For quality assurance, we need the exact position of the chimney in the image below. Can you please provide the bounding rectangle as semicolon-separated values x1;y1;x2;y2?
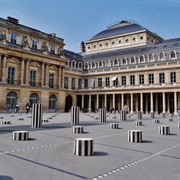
7;16;19;24
80;41;85;52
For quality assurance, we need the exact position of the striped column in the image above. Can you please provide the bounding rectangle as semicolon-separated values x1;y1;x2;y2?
120;110;127;121
128;130;142;143
1;121;11;124
137;111;143;119
72;126;84;133
71;106;80;125
158;125;170;135
108;123;119;129
13;131;29;141
166;118;173;122
73;138;94;156
31;104;42;128
150;112;155;119
99;108;106;123
152;119;160;123
134;121;143;126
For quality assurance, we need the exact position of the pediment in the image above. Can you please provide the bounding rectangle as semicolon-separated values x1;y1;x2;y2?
29;61;41;68
49;65;58;71
7;57;20;64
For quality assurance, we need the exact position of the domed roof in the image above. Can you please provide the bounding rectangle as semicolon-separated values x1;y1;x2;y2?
89;20;146;41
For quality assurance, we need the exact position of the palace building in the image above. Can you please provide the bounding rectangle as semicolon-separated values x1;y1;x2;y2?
0;17;180;114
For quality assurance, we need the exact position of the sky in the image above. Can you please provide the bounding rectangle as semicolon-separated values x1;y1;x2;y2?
0;0;180;52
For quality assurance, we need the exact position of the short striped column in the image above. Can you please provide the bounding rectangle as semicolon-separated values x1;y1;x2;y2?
73;138;94;156
71;106;80;125
31;104;42;128
42;119;49;123
152;119;160;123
134;121;143;126
72;126;84;133
158;125;170;135
120;110;127;121
1;121;11;125
17;118;24;120
150;112;155;119
137;111;143;120
128;130;142;143
166;118;173;122
162;113;165;118
99;108;106;123
108;123;119;129
13;131;29;141
178;123;180;130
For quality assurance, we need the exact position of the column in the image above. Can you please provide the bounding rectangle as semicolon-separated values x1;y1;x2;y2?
0;53;2;81
25;59;29;85
41;62;45;87
45;63;49;87
96;94;99;111
58;66;61;88
82;95;84;109
155;93;158;113
174;92;177;114
121;94;124;110
20;58;25;84
150;93;153;112
167;93;170;113
145;93;148;113
2;54;7;82
89;94;91;109
140;93;143;112
104;94;107;108
162;92;166;113
113;94;115;109
61;67;65;88
130;93;133;114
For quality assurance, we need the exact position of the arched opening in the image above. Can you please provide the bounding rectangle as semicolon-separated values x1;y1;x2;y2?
65;95;72;112
49;94;56;112
6;91;17;112
30;93;38;107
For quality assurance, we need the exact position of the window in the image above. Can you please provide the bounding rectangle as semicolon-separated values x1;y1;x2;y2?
122;58;126;65
6;91;17;110
92;62;95;68
84;79;88;88
71;78;75;89
139;55;144;63
106;60;111;67
85;63;88;69
98;78;102;87
99;44;102;47
159;73;165;84
160;53;164;60
149;74;154;84
72;61;75;68
131;57;135;64
50;44;55;54
88;46;90;50
32;39;37;49
106;43;108;46
112;41;115;45
11;32;16;44
93;45;96;48
130;75;135;85
114;59;118;66
140;36;143;40
49;73;54;88
7;67;15;84
78;79;82;89
99;61;102;68
122;76;126;86
113;77;118;86
49;94;56;110
125;39;129;43
119;40;122;44
30;93;38;107
170;72;176;83
78;62;82;69
106;77;110;87
64;77;68;89
170;51;176;59
149;54;154;62
30;70;36;86
139;75;144;85
133;37;136;41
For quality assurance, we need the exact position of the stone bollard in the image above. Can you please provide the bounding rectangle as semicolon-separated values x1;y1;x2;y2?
150;112;155;119
71;106;80;125
178;123;180;130
158;125;170;135
42;119;49;123
134;121;143;126
152;119;160;123
120;110;127;121
137;111;143;120
13;131;29;141
72;126;84;133
73;138;94;156
31;104;42;128
108;123;119;129
1;121;11;125
128;130;142;143
99;108;106;123
161;113;165;118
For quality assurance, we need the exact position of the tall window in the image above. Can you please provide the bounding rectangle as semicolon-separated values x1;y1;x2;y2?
149;74;154;84
122;76;126;86
49;94;56;110
32;38;37;49
49;73;54;88
84;79;88;88
139;75;144;84
130;75;135;85
159;73;165;84
149;54;154;62
113;77;118;86
170;51;175;59
64;77;68;89
30;93;38;107
131;57;135;64
122;58;126;65
78;79;82;89
99;61;102;68
11;32;16;44
139;55;144;63
92;62;95;68
8;67;15;84
106;77;110;87
98;78;102;87
7;91;17;110
30;70;36;86
170;72;176;83
114;59;118;66
71;78;75;89
50;44;55;54
160;53;164;61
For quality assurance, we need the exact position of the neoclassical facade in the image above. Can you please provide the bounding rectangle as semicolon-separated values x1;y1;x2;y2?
0;17;180;114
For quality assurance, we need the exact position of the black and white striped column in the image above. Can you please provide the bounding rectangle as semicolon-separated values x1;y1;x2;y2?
152;119;160;123
71;106;80;125
13;131;29;141
1;121;11;124
134;121;143;126
31;104;42;128
137;111;143;120
128;130;142;143
158;125;170;135
120;110;127;121
72;126;84;133
108;123;119;129
99;108;106;123
73;138;94;156
166;118;173;122
150;112;155;119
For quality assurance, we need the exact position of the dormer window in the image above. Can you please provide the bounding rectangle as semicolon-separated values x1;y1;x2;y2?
72;61;75;68
99;61;102;67
131;56;135;64
112;41;115;45
139;55;144;63
149;54;154;62
50;44;55;54
170;51;176;59
140;36;143;40
122;58;127;65
160;52;164;60
125;39;129;43
11;32;16;44
32;38;37;49
119;40;122;44
114;59;118;66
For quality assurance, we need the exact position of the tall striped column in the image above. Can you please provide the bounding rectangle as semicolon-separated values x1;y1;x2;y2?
120;110;127;121
31;104;42;128
71;106;80;125
99;108;106;123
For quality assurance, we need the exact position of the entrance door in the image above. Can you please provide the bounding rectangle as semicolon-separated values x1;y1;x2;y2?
65;95;72;112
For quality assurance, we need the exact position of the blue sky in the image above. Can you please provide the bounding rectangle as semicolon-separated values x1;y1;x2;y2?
0;0;180;52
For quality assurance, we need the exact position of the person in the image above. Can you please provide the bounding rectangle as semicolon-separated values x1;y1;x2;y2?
5;103;10;113
123;104;129;114
26;103;30;114
15;104;19;113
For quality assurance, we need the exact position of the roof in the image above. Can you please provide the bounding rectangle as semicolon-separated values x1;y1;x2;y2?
64;49;83;62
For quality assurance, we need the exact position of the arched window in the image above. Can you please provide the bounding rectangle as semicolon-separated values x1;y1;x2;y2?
106;60;111;67
30;93;38;107
130;56;135;64
170;51;176;59
72;61;76;68
149;54;154;62
85;63;88;69
114;59;118;66
99;61;102;68
78;62;82;69
92;61;96;68
49;94;56;111
7;91;17;110
122;57;127;65
159;52;164;60
139;55;144;63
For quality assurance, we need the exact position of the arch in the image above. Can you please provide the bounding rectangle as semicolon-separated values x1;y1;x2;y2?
139;54;145;63
148;53;154;62
65;95;72;112
98;60;103;68
122;57;127;65
84;62;88;69
78;62;82;69
71;60;76;68
130;56;136;64
170;51;176;59
6;91;17;110
92;61;96;68
159;52;165;61
106;59;111;67
114;58;119;66
29;93;38;107
49;94;56;112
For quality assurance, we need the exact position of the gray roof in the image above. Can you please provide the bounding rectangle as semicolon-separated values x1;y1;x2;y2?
64;49;83;62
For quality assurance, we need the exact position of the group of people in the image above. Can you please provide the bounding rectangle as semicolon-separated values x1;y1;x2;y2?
5;102;30;113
